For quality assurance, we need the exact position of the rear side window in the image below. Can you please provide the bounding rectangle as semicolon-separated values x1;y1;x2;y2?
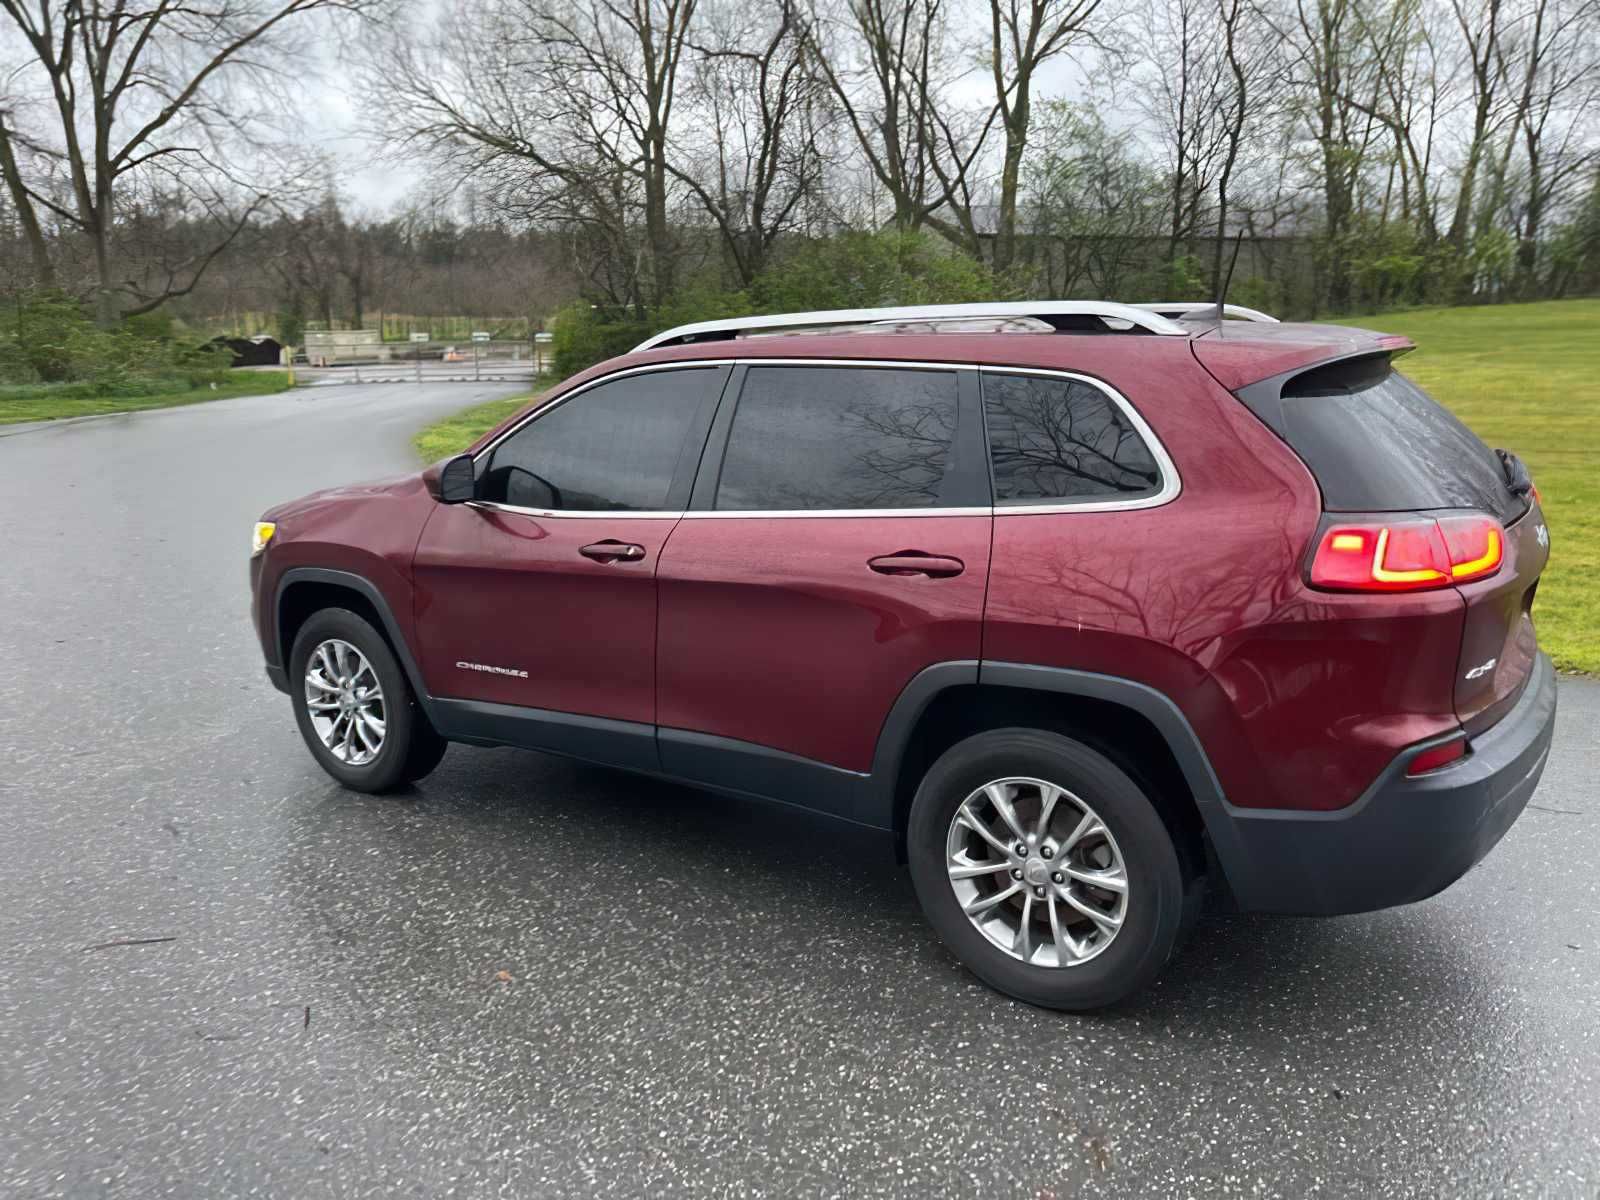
982;372;1162;504
715;366;958;510
1280;366;1520;520
480;368;713;511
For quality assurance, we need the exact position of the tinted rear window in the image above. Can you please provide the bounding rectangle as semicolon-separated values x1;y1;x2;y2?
982;372;1162;505
1281;367;1521;521
715;365;958;510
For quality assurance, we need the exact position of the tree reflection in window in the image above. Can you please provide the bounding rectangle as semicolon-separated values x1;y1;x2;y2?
716;367;958;510
985;374;1160;503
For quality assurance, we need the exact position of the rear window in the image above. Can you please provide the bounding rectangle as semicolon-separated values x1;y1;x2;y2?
715;365;958;510
1279;363;1522;521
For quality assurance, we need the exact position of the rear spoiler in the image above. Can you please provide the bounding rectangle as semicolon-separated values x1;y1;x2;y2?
1209;348;1404;441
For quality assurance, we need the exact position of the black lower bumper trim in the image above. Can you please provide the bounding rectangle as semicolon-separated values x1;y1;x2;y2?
1220;652;1558;915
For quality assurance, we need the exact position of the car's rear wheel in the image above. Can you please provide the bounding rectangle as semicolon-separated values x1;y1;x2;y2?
289;608;447;793
907;728;1185;1010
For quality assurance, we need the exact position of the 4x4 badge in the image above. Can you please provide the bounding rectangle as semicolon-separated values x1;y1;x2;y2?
1464;658;1498;681
1536;524;1549;548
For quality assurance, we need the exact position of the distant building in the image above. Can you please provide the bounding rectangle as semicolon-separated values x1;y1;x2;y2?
209;335;284;367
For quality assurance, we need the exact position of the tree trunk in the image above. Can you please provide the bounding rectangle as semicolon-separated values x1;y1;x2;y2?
644;130;674;307
91;202;117;328
0;120;54;288
994;108;1028;274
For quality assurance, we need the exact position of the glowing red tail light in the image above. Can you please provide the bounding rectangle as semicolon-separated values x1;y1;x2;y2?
1310;514;1505;593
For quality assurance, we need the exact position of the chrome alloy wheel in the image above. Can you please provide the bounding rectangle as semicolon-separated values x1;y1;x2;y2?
304;639;386;766
945;777;1130;967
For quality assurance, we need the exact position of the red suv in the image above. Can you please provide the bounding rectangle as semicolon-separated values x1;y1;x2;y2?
249;301;1557;1009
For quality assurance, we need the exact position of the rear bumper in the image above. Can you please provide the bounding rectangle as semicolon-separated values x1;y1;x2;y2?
1218;652;1557;915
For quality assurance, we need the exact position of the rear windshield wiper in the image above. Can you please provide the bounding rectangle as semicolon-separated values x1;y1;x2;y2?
1495;448;1534;496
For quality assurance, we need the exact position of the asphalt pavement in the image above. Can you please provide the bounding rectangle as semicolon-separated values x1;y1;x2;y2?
1;382;1597;1199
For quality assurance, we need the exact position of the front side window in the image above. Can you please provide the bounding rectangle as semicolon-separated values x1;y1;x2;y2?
715;366;959;510
983;372;1162;505
480;369;713;511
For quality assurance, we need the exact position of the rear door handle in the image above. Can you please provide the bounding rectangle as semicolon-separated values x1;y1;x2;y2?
868;552;965;578
580;540;646;563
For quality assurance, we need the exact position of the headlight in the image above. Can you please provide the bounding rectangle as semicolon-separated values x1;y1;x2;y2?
252;521;276;556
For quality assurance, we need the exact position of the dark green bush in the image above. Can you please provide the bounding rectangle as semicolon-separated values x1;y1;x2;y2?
0;291;225;392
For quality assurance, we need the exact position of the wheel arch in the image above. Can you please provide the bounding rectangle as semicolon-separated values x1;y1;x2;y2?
873;662;1246;891
275;568;435;719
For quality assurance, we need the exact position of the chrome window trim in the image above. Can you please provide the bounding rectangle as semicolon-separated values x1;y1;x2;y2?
979;366;1182;516
466;357;1180;521
468;501;685;521
680;507;993;520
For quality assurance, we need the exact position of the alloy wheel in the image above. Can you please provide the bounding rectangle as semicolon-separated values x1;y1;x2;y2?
945;776;1130;967
304;638;386;766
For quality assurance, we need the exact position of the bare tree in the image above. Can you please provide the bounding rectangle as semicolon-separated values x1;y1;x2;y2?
674;0;830;287
809;0;979;238
1353;0;1449;240
1265;0;1385;309
1134;0;1232;264
1497;0;1600;291
1209;0;1276;295
1445;0;1512;251
0;0;368;323
368;0;697;315
986;0;1102;273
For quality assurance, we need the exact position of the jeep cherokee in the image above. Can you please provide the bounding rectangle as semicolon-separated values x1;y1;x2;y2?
249;301;1557;1009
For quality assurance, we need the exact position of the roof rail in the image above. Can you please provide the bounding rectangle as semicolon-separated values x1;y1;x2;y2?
633;301;1191;352
1132;301;1279;323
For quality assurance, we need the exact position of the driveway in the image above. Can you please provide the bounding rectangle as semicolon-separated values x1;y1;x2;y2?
1;381;1596;1198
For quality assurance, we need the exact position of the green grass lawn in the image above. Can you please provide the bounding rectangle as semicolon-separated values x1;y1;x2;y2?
1343;300;1598;674
412;298;1598;673
413;392;542;461
0;370;294;426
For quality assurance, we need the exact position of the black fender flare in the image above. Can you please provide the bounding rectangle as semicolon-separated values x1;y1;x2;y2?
273;567;437;720
867;660;1251;891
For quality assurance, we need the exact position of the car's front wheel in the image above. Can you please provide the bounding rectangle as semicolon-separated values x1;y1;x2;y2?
289;608;447;793
907;728;1186;1010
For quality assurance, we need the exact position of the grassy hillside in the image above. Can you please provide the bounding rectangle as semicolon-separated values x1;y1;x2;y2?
1344;300;1597;674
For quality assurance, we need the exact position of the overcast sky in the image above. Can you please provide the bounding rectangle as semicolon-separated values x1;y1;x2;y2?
298;33;428;212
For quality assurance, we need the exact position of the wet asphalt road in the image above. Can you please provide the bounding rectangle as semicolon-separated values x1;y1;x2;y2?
1;383;1598;1199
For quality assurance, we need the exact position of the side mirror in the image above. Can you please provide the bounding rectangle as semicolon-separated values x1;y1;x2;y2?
438;454;477;504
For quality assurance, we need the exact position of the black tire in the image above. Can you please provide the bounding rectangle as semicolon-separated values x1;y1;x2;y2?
288;608;446;793
906;728;1186;1011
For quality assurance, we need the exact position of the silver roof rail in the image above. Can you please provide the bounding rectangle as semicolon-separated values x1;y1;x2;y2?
633;301;1191;352
1132;301;1279;323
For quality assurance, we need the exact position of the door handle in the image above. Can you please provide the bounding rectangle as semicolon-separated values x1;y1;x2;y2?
868;551;965;578
579;540;646;563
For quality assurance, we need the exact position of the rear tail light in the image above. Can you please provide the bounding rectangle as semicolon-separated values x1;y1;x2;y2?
1406;734;1469;776
1310;514;1505;592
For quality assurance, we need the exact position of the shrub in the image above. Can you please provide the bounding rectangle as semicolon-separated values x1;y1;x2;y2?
548;302;652;378
0;291;226;392
752;229;1005;312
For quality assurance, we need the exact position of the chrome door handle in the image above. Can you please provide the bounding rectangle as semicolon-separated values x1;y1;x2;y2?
579;540;646;563
867;552;965;578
